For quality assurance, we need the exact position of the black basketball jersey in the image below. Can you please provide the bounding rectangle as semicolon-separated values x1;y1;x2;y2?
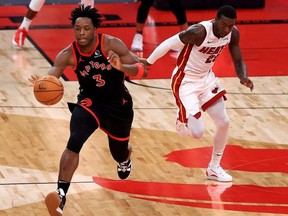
71;34;128;98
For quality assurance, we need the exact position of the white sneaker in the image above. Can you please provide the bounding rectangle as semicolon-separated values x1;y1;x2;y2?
206;165;232;182
117;159;132;180
131;33;143;51
12;28;28;48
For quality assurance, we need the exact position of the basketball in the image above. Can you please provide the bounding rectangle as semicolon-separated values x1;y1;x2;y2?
33;75;64;105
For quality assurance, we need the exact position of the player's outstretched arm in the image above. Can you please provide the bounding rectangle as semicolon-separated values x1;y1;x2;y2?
229;27;254;91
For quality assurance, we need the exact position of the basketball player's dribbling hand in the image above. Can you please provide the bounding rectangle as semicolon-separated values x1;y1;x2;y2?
28;74;41;87
240;77;254;91
107;50;122;71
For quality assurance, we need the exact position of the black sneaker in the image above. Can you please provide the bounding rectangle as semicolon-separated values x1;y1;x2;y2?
117;159;132;180
45;188;66;215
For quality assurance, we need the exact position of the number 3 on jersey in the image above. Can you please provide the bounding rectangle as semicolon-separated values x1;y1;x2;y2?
93;74;105;87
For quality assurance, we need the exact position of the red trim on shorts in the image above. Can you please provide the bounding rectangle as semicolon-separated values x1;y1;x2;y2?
79;104;101;126
194;112;202;119
79;104;130;142
172;44;193;123
172;68;186;123
202;90;227;111
101;128;130;141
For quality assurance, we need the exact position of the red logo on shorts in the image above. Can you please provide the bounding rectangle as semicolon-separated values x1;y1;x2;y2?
212;87;218;93
80;98;92;107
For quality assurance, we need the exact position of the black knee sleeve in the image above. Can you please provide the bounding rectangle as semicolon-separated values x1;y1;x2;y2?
67;105;98;153
108;137;129;162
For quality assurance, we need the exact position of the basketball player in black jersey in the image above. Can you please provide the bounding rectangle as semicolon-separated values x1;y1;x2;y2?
29;5;147;216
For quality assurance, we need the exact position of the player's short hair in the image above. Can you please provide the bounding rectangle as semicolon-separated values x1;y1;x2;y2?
70;4;102;27
217;5;237;19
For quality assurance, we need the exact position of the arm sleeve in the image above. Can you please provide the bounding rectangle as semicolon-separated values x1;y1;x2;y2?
147;34;184;64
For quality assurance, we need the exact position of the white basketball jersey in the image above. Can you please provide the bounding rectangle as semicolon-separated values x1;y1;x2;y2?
176;20;232;78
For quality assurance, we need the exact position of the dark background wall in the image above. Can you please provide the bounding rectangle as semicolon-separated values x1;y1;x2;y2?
0;0;137;6
1;0;265;8
153;0;265;10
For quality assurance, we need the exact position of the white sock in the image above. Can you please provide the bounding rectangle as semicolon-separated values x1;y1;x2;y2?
209;152;223;167
20;17;32;30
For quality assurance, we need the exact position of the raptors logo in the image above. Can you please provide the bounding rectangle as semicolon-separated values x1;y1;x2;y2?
80;98;92;107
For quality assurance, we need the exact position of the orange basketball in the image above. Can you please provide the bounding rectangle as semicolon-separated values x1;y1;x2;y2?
33;75;64;105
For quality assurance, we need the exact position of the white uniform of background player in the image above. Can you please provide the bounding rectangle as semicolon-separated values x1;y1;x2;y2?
171;20;231;135
146;8;248;182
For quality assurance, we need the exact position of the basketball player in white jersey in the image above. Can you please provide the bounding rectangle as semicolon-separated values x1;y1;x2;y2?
145;5;254;182
12;0;94;48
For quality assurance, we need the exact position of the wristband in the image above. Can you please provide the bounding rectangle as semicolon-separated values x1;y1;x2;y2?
133;63;145;78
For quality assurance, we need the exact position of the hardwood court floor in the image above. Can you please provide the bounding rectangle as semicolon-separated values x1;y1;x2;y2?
1;1;288;215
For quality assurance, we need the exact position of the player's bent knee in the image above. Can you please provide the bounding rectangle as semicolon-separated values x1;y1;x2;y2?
176;120;204;138
216;117;230;129
109;138;130;162
67;133;86;153
190;130;204;139
222;118;230;128
67;143;82;154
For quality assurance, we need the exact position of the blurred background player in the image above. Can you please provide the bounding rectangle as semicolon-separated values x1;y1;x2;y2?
12;0;94;48
131;0;188;52
145;5;254;182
